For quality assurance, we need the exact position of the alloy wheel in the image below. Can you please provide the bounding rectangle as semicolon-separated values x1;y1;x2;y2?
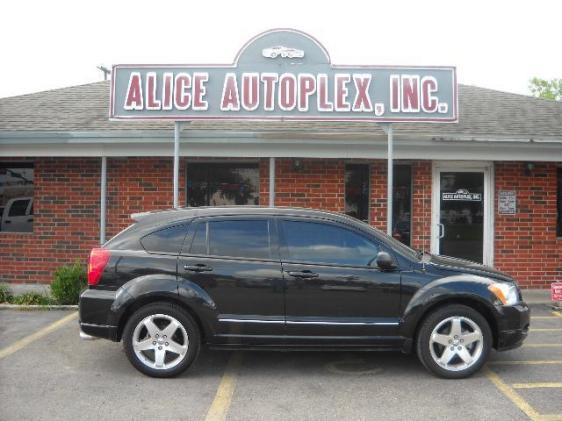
132;313;189;370
428;316;484;372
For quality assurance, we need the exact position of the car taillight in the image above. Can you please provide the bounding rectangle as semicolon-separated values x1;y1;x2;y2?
88;248;110;286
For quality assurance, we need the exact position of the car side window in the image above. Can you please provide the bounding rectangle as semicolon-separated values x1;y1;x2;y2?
8;199;30;217
140;224;188;254
190;222;207;255
188;219;271;260
280;220;379;267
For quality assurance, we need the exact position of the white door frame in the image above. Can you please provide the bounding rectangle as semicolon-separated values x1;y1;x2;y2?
431;161;494;266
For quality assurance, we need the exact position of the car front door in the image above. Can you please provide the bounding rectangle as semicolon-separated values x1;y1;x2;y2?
178;216;284;345
279;218;402;347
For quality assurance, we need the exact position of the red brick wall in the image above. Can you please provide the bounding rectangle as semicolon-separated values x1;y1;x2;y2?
411;161;432;252
263;158;345;211
0;158;100;284
2;157;559;288
494;162;561;287
106;158;185;238
369;161;387;231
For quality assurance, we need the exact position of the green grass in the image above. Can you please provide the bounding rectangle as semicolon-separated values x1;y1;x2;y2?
7;292;55;306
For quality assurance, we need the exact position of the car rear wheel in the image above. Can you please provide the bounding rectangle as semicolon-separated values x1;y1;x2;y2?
123;302;200;378
416;304;492;379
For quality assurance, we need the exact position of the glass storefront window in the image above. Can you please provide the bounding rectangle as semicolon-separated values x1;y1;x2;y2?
186;163;259;207
0;163;34;233
345;164;370;222
392;165;412;246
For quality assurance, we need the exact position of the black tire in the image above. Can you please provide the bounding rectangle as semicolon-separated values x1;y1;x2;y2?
123;302;200;378
416;304;492;379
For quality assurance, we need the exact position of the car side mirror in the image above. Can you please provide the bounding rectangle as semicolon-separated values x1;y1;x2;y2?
375;251;397;271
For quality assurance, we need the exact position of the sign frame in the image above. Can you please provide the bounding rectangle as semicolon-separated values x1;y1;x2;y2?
109;28;458;123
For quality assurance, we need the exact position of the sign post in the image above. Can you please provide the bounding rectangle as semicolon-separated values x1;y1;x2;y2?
109;28;458;229
173;122;181;208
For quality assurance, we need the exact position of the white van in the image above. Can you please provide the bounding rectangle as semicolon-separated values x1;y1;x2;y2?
1;197;33;232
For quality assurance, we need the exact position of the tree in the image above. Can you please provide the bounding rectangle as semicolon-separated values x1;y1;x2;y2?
529;77;562;101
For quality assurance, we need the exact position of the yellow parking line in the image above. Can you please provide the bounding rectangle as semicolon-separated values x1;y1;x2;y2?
553;311;562;317
0;312;78;360
512;382;562;389
532;316;561;319
484;368;541;420
205;352;243;421
522;344;562;348
538;415;562;420
489;360;562;365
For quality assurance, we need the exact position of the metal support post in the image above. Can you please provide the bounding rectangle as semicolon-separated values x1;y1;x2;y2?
173;122;181;208
100;156;107;245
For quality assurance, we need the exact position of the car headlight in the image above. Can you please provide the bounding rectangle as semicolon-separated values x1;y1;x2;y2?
488;282;519;305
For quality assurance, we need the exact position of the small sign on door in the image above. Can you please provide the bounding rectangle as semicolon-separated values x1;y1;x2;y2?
498;190;517;215
442;189;482;202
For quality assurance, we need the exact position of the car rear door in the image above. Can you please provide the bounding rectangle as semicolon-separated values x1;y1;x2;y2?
279;217;402;347
178;216;285;345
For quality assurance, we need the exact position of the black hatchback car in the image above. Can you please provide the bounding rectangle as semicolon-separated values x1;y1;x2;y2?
79;206;529;378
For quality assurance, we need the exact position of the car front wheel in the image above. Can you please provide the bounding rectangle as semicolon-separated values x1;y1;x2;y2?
123;302;200;378
416;304;492;379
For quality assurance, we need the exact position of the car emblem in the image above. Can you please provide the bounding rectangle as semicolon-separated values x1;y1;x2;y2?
262;46;305;59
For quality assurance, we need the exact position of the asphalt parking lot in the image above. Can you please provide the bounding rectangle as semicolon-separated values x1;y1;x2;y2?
1;304;561;421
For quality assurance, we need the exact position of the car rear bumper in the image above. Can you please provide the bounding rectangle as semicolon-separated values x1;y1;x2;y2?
80;322;118;341
79;288;120;341
495;302;530;351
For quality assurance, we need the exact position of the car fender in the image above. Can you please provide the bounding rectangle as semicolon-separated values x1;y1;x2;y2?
399;274;499;340
107;274;217;339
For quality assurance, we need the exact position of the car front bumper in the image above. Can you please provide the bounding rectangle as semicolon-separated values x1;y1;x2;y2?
495;302;530;351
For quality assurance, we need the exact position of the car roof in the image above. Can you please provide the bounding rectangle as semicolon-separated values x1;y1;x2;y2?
132;205;360;226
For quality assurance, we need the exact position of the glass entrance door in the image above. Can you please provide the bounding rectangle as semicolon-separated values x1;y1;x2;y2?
438;171;485;262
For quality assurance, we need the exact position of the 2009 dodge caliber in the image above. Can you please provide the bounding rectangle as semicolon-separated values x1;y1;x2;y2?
79;206;529;379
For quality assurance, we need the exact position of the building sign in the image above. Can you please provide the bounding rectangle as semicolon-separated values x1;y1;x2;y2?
442;189;482;202
110;29;457;122
498;190;517;214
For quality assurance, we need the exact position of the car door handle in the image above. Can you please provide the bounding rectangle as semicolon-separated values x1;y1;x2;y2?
184;264;213;272
286;270;319;279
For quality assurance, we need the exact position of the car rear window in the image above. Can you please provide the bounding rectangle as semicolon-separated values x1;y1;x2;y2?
141;224;188;254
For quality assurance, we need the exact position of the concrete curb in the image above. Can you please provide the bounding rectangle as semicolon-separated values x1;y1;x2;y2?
0;304;78;311
520;289;552;305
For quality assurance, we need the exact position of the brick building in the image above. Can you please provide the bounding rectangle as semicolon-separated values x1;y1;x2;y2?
0;81;561;288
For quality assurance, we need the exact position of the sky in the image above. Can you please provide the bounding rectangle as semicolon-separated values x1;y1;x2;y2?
0;0;560;99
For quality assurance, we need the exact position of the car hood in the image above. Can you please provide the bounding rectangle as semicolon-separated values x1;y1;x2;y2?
427;254;515;283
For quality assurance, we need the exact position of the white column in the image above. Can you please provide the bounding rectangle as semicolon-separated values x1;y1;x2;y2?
100;156;107;245
269;157;275;207
385;125;393;236
173;122;181;208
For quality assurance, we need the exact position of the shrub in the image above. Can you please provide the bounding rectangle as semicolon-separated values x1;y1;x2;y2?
9;292;52;305
0;284;11;303
51;262;87;305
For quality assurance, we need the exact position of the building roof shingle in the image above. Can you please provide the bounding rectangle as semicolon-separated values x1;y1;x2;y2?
1;81;561;138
